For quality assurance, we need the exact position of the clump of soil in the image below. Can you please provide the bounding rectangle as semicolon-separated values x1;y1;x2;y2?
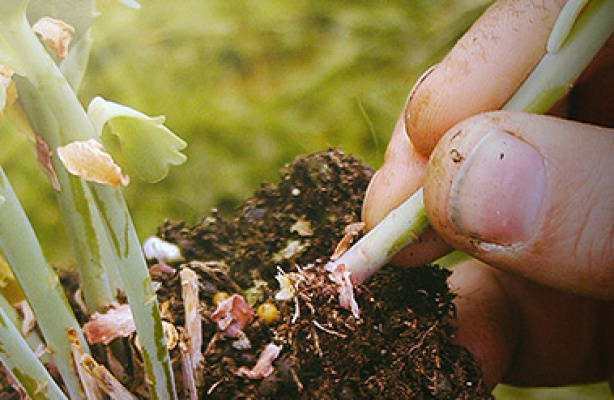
153;149;492;399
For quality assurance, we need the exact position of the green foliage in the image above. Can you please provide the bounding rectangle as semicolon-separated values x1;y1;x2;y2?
89;96;187;183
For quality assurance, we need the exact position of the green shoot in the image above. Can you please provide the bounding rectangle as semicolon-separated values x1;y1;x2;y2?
0;303;68;400
0;167;87;399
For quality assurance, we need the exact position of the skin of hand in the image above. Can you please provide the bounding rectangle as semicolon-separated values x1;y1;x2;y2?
362;0;614;391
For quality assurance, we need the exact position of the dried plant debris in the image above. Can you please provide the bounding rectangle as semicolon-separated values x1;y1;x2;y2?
32;17;74;60
83;303;136;345
57;139;130;187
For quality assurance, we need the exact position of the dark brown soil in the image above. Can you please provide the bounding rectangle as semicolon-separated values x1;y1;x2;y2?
155;149;492;399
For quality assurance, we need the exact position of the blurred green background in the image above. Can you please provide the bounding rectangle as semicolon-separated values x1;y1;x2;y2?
1;1;612;398
83;0;487;231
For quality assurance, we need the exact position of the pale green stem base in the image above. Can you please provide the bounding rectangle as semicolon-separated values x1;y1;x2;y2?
327;188;429;284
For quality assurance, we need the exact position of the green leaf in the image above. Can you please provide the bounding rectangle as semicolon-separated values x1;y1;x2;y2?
0;0;28;22
88;96;187;183
0;36;25;75
60;30;93;91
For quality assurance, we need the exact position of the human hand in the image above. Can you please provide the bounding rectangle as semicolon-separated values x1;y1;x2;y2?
362;0;614;390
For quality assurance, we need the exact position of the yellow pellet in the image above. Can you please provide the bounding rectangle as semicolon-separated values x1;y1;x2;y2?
256;302;279;324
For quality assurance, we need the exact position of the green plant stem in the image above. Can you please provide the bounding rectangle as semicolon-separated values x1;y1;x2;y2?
504;0;614;112
0;302;68;400
0;167;85;399
15;77;115;314
337;0;614;284
90;185;177;400
327;188;429;284
0;7;176;398
0;294;49;362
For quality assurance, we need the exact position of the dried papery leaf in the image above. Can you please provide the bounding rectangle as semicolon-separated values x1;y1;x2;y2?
34;343;49;359
190;261;243;294
235;343;282;379
179;341;198;400
0;65;17;112
15;300;36;336
35;134;61;191
180;268;203;371
125;336;147;393
326;263;360;319
83;303;135;345
32;17;75;59
74;288;88;316
159;300;172;320
330;222;365;261
57;139;129;186
210;294;253;338
80;353;138;400
132;320;178;352
68;327;103;400
162;321;179;350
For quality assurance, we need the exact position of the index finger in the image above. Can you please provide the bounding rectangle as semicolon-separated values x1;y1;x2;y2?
406;0;566;156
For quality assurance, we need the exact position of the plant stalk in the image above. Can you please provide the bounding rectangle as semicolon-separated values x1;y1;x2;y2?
90;184;177;400
0;167;86;399
0;294;49;362
327;188;429;284
504;0;614;112
15;77;116;314
0;302;68;400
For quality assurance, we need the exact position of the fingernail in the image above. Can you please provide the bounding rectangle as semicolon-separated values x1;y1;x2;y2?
448;129;546;245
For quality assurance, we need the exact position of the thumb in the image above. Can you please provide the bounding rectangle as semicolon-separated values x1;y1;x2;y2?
424;111;614;298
